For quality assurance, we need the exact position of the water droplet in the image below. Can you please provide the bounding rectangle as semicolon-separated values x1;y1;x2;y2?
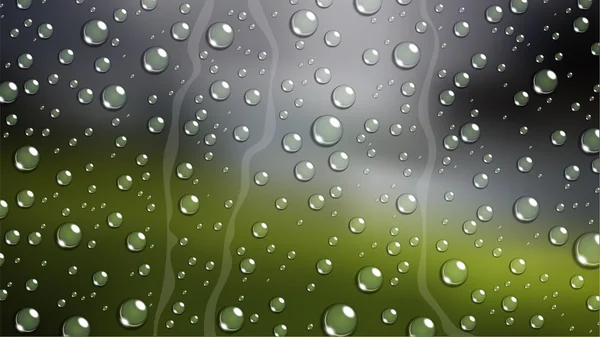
82;20;109;46
362;49;380;65
514;91;530;106
62;316;90;336
141;0;157;11
0;81;19;104
355;0;382;15
529;315;544;329
218;306;244;332
244;89;261;105
476;205;494;222
564;165;580;181
356;266;383;293
101;85;127;110
315;67;332;84
453;21;470;37
210;80;231;101
460;123;480;143
586;295;599;311
126;232;147;252
574;232;599;268
580;128;599;154
15;308;40;333
533;69;558;95
142;47;169;74
393;42;421;69
294;161;315;182
517;156;533;173
513;196;540;223
485;5;504;23
17;189;35;208
441;259;468;286
329;151;350;172
179;194;199;215
14;146;40;171
171;22;190;41
472;173;489;189
407;317;435;336
471;289;486;303
548;226;568;246
312;116;343;146
92;271;108;286
509;258;526;275
573;17;589;33
331;85;355;109
460;315;476;331
324;30;342;47
502;296;518;312
396;193;417;214
118;299;148;328
510;0;528;14
290;10;319;37
56;223;82;249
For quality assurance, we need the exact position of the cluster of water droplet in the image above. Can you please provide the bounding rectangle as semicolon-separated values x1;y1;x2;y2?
1;0;598;335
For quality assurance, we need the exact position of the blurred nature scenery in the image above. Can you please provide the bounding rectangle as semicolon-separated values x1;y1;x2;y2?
0;0;599;336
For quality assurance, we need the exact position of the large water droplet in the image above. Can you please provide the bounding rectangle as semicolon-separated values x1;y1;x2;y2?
62;316;91;336
207;22;234;49
460;315;476;331
407;317;435;336
362;49;380;65
441;259;468;286
331;85;356;109
513;196;539;223
126;232;147;252
356;266;383;293
574;232;599;268
290;10;319;37
485;5;504;23
101;85;127;110
396;193;417;214
15;308;40;333
316;259;333;275
573;16;589;33
529;315;544;329
322;304;358;336
460;123;480;143
580;128;599;154
119;299;148;328
312;116;343;146
510;0;528;14
348;217;366;234
218;306;244;332
509;258;527;274
210;80;231;101
533;69;558;95
0;81;19;103
14;146;40;172
393;42;420;69
171;22;190;41
179;194;199;215
355;0;382;15
548;226;568;246
56;223;82;249
142;47;169;74
82;20;109;46
282;133;302;153
329;151;350;172
294;161;315;182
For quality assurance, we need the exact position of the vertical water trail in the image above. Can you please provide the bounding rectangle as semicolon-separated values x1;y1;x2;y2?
154;1;215;335
203;0;279;335
414;1;472;336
